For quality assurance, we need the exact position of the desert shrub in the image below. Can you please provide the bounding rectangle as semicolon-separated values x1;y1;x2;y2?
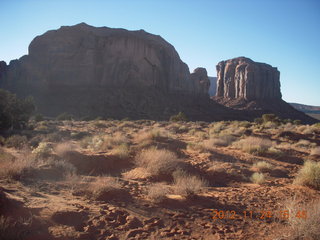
0;136;5;145
56;112;73;121
5;135;28;149
294;160;320;190
186;142;205;152
233;136;272;155
135;128;171;146
82;133;128;151
0;89;35;131
262;114;279;123
173;170;207;198
253;161;273;171
0;154;35;180
135;148;181;176
209;121;227;135
203;135;236;148
293;120;301;125
285;199;320;240
268;147;285;158
32;113;44;122
111;143;130;159
250;172;265;184
90;120;106;128
169;112;188;122
79;176;130;202
310;147;320;156
32;142;53;158
254;117;263;124
147;183;170;203
302;125;318;135
295;139;313;149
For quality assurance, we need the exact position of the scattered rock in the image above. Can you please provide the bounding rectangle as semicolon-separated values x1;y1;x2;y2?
126;228;145;238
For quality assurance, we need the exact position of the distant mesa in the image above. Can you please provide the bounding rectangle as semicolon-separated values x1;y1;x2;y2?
208;76;217;97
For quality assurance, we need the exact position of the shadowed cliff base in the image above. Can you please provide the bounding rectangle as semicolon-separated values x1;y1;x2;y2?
213;97;317;124
16;85;254;122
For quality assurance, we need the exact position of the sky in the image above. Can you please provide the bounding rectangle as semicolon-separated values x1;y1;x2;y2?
1;0;319;105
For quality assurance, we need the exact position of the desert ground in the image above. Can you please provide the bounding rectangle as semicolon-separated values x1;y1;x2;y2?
0;117;319;240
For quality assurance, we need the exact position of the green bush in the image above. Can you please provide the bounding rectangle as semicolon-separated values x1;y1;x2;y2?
170;112;188;122
293;119;302;125
33;113;44;122
254;118;263;124
0;89;35;131
262;114;279;123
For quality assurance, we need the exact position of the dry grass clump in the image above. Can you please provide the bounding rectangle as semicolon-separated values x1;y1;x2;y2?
294;139;314;149
267;147;285;158
0;145;76;181
285;199;320;240
90;176;121;194
80;133;129;151
78;176;130;202
147;183;171;203
187;142;206;152
203;135;236;148
135;127;170;144
173;170;207;198
0;153;35;180
253;161;273;171
134;148;181;177
209;121;227;135
250;172;265;184
111;143;130;159
310;147;320;156
5;135;28;149
233;136;272;155
294;160;320;190
32;142;53;158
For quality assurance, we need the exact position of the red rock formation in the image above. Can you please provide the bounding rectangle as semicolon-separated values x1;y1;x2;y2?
216;57;281;100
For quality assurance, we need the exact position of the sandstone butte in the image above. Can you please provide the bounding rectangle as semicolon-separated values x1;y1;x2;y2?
0;23;317;123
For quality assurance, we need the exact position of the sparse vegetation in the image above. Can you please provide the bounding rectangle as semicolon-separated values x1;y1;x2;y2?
111;143;130;158
169;112;188;122
233;136;272;155
134;148;181;177
0;89;35;131
253;161;273;171
5;135;28;149
0;118;318;239
250;172;265;184
294;160;320;190
147;183;170;203
173;170;207;198
285;199;320;240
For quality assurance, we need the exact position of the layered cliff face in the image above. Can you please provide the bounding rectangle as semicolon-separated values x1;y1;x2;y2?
0;23;209;96
0;23;215;119
216;57;281;100
214;57;317;123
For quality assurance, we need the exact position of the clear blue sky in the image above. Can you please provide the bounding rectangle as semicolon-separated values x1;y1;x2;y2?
1;0;319;105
